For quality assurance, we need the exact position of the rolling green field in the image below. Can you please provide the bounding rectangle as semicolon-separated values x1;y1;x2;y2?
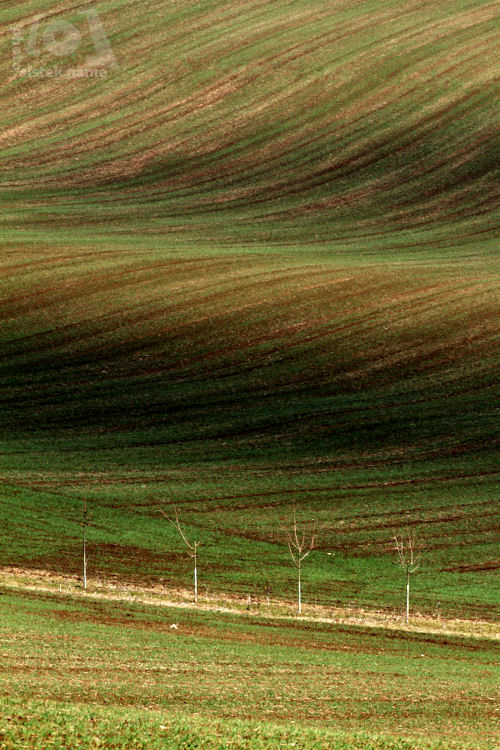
0;0;499;746
1;248;498;619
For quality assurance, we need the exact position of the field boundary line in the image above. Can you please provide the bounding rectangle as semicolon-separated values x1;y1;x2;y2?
1;566;498;641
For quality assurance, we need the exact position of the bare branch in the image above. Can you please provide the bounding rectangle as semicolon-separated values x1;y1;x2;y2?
160;502;201;604
393;533;420;573
159;503;200;559
287;507;316;566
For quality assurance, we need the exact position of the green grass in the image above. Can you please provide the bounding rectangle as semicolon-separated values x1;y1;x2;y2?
0;703;481;750
0;588;498;748
0;0;498;244
0;1;498;745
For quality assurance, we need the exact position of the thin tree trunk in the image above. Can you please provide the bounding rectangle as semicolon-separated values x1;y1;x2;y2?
83;527;87;590
406;569;410;624
298;563;301;614
83;499;87;591
194;548;198;604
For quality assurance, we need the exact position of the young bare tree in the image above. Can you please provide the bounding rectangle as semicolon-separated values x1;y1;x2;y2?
82;498;89;591
287;507;316;614
161;506;201;604
393;533;420;624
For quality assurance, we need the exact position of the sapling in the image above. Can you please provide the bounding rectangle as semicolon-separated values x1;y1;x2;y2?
161;505;201;604
82;498;89;590
393;533;421;624
287;507;316;614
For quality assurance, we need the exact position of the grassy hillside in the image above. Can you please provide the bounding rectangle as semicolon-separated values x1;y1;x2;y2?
0;0;498;620
0;248;499;617
1;0;499;245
